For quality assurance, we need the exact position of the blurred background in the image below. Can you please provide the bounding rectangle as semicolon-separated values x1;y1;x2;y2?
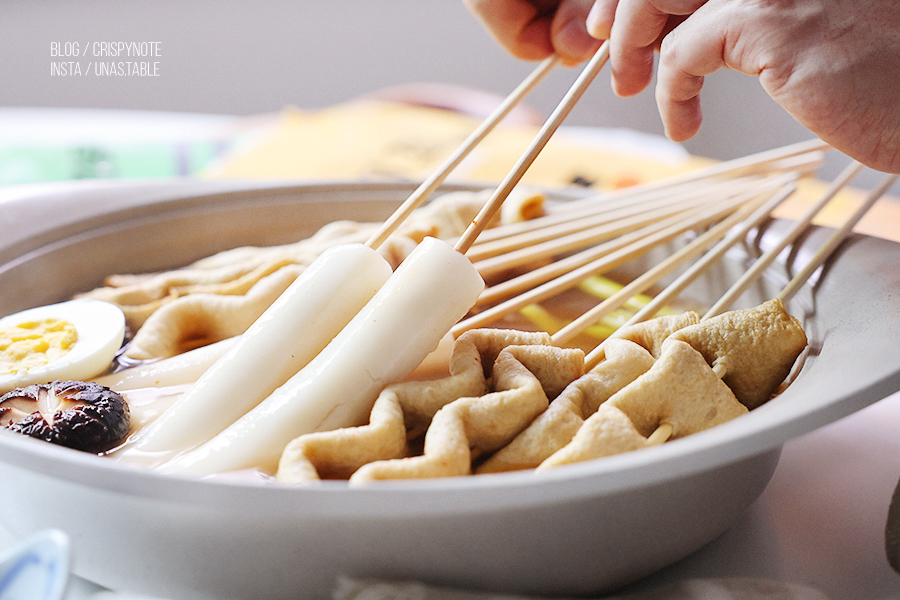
0;0;889;190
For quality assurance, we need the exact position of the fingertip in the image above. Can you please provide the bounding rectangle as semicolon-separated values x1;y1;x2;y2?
611;75;646;98
515;17;557;61
659;95;703;142
586;1;615;40
655;55;706;140
464;0;556;62
553;16;603;63
610;48;655;97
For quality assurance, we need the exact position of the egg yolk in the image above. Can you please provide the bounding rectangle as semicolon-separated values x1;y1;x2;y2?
0;318;78;375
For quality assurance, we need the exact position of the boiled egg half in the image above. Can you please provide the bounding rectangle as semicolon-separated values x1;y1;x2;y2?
0;299;126;394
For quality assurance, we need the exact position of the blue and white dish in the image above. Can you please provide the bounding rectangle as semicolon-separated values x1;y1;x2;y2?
0;530;70;600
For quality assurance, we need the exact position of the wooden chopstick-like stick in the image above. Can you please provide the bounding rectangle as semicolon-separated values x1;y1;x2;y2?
455;191;750;333
778;172;898;302
553;176;797;346
579;162;887;370
467;174;766;264
470;147;824;247
475;213;686;306
364;55;560;250
454;41;612;254
473;168;797;308
474;187;734;278
702;159;864;318
624;181;797;321
580;179;798;369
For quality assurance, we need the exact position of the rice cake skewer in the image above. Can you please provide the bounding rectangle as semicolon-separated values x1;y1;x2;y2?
146;45;615;474
157;237;486;476
117;58;561;462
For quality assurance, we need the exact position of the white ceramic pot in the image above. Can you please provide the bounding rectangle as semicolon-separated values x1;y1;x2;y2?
0;181;897;600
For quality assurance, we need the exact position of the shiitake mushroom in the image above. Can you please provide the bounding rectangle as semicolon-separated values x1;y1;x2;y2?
0;380;130;453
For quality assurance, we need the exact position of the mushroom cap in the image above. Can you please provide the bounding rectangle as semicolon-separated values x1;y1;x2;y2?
1;380;130;453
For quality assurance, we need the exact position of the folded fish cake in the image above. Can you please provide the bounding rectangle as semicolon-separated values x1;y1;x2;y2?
464;343;584;451
276;298;806;481
609;339;749;439
275;329;573;483
351;342;584;483
537;403;649;469
125;265;304;360
539;339;748;469
610;311;701;358
670;298;807;409
477;338;655;474
277;390;408;483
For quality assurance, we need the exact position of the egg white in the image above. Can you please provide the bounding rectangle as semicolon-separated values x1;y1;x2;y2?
0;299;126;394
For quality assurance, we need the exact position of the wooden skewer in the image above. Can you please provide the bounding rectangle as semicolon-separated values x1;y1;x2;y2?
473;172;794;310
472;148;824;247
454;41;611;254
468;174;768;265
580;158;886;372
778;172;899;303
364;55;560;250
582;180;799;369
474;187;739;278
471;140;827;247
677;171;891;386
695;169;892;380
475;211;691;308
646;423;673;445
552;176;796;346
455;193;750;333
702;159;864;319
593;166;879;446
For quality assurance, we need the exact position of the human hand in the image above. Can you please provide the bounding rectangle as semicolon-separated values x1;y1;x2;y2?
586;0;900;173
463;0;602;64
